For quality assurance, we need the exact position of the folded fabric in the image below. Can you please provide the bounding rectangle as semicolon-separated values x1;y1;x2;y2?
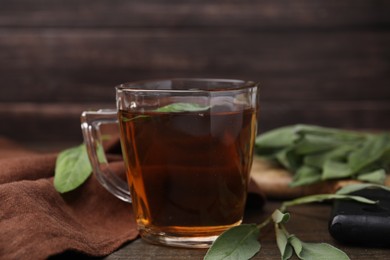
0;137;265;259
0;138;138;259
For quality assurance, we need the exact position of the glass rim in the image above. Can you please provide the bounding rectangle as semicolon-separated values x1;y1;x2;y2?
115;78;259;93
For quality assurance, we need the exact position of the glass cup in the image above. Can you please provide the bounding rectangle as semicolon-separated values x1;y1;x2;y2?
81;78;260;248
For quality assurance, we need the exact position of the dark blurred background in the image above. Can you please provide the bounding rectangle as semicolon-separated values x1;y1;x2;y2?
0;0;389;149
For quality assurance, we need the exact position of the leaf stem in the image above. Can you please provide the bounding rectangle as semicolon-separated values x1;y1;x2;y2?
280;193;377;212
256;215;272;230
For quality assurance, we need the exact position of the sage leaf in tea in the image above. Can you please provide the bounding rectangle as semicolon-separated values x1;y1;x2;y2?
156;102;210;112
121;114;148;122
204;224;261;260
121;102;211;122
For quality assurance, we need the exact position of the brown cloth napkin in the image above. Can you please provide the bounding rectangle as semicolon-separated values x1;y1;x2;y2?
0;138;138;260
0;137;265;260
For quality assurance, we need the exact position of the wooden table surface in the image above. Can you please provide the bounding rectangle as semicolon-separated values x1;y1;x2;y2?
104;201;389;260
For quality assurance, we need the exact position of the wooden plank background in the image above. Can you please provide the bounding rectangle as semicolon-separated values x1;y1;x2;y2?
0;0;389;145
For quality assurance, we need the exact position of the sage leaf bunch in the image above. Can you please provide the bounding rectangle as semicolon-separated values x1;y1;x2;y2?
273;209;349;260
255;124;390;187
204;184;378;260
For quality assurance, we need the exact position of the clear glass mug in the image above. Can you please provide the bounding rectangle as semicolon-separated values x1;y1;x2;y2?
81;78;260;248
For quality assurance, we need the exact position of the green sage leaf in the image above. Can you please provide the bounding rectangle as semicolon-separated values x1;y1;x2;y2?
290;166;321;187
336;183;390;195
204;224;261;260
348;134;390;173
303;146;353;169
322;160;353;180
255;124;390;188
54;144;92;193
272;209;290;224
275;227;293;260
255;125;301;148
289;235;350;260
356;169;386;184
156;102;210;112
282;194;376;210
275;147;300;171
293;134;339;155
121;103;210;122
54;143;106;193
121;115;148;122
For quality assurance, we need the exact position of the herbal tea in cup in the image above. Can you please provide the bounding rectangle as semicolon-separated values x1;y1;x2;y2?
81;78;260;248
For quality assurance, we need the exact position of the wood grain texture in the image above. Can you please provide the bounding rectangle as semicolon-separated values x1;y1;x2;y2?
0;0;389;143
1;0;389;29
0;30;389;102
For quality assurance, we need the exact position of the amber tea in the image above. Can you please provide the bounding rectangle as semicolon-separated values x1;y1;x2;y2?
82;78;259;248
119;106;257;243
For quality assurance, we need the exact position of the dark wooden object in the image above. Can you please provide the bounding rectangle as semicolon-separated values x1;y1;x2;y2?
104;201;390;259
0;0;389;144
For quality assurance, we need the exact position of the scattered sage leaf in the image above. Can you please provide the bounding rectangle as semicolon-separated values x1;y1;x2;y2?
204;224;261;260
54;144;92;193
289;235;350;260
54;143;106;193
288;235;303;256
272;209;290;224
336;183;390;195
275;227;293;260
281;194;377;210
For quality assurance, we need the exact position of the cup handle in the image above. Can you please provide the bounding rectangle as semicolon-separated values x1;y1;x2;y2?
81;109;132;203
